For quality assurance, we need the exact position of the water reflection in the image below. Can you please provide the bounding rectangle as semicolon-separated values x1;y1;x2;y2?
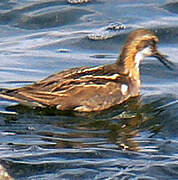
3;95;172;152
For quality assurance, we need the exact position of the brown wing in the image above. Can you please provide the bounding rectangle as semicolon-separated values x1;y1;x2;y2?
0;64;132;112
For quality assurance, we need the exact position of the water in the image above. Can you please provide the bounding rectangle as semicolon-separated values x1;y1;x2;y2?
0;0;178;179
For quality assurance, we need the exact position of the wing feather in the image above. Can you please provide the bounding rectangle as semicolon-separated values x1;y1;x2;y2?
0;64;131;111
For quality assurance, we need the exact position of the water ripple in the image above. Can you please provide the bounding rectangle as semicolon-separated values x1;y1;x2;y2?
0;0;177;179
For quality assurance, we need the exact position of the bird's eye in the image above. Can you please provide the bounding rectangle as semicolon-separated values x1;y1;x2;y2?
148;40;155;46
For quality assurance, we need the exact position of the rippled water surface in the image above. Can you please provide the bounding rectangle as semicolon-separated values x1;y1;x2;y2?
0;0;178;179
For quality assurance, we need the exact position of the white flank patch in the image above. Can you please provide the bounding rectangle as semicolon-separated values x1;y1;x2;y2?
121;84;128;95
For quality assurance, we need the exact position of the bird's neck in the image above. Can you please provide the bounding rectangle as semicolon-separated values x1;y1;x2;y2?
116;46;141;87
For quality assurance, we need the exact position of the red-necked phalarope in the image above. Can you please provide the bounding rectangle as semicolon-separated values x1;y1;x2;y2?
0;29;173;112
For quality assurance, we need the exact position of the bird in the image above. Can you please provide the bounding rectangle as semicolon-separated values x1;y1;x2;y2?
0;29;173;112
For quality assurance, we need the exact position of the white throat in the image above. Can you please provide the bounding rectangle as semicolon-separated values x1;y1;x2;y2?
135;47;152;68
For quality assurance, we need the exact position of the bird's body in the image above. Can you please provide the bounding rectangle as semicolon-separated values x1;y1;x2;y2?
0;29;173;112
0;64;138;112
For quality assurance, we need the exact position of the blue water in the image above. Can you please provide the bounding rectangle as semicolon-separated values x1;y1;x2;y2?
0;0;178;179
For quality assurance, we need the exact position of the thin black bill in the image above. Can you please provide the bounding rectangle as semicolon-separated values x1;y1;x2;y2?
153;52;174;70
